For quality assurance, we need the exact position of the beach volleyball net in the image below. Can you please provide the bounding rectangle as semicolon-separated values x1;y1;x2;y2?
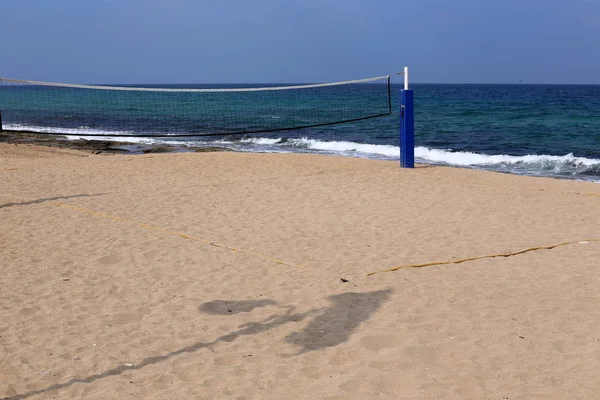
0;75;392;137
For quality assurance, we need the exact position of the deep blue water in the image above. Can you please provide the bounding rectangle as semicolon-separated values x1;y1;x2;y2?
1;81;599;181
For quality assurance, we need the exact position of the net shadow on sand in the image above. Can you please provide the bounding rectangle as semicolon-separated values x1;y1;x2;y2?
199;299;279;315
285;289;393;355
2;290;391;400
0;193;107;209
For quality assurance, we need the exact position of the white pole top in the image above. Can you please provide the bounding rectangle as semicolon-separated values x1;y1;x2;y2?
404;66;409;90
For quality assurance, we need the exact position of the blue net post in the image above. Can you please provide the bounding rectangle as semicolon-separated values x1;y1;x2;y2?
400;89;414;168
0;110;3;131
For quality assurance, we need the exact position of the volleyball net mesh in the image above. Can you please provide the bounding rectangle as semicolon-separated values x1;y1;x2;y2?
0;75;392;137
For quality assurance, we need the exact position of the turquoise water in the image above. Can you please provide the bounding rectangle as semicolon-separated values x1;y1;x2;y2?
1;82;599;181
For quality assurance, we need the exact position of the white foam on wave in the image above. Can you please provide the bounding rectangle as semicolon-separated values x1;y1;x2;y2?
415;147;599;167
241;136;599;166
226;136;600;179
4;123;165;145
5;123;135;137
240;137;282;145
286;137;400;157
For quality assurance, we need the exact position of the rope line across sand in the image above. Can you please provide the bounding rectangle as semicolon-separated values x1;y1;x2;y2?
1;191;305;270
366;239;600;276
530;188;600;198
3;191;599;277
41;202;600;277
51;202;305;269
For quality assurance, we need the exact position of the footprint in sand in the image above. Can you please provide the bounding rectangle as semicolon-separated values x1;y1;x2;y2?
109;313;144;325
359;334;397;352
96;254;123;265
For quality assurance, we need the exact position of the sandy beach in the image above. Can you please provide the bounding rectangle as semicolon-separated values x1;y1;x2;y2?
1;143;599;399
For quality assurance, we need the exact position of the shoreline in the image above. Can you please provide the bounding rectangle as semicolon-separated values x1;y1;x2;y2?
2;130;599;184
0;130;229;155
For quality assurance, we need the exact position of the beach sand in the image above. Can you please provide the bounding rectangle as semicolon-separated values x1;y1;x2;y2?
1;143;599;399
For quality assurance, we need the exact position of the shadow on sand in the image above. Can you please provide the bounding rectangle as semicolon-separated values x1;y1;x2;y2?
2;289;391;400
199;299;279;315
285;290;392;355
0;193;106;209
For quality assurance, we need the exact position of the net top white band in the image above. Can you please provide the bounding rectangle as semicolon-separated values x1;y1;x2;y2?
0;73;399;93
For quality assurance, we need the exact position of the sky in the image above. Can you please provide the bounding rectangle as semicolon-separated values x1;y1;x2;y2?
1;0;600;84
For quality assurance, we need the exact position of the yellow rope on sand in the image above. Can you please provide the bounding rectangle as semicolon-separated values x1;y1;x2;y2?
53;202;304;269
366;238;600;276
5;192;599;276
534;187;600;198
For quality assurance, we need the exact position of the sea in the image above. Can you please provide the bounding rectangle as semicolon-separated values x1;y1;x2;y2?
2;82;600;182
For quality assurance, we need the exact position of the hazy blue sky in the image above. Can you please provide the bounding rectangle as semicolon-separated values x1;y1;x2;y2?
1;0;599;84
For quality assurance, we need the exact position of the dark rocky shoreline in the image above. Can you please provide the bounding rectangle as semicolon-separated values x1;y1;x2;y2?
0;130;229;154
